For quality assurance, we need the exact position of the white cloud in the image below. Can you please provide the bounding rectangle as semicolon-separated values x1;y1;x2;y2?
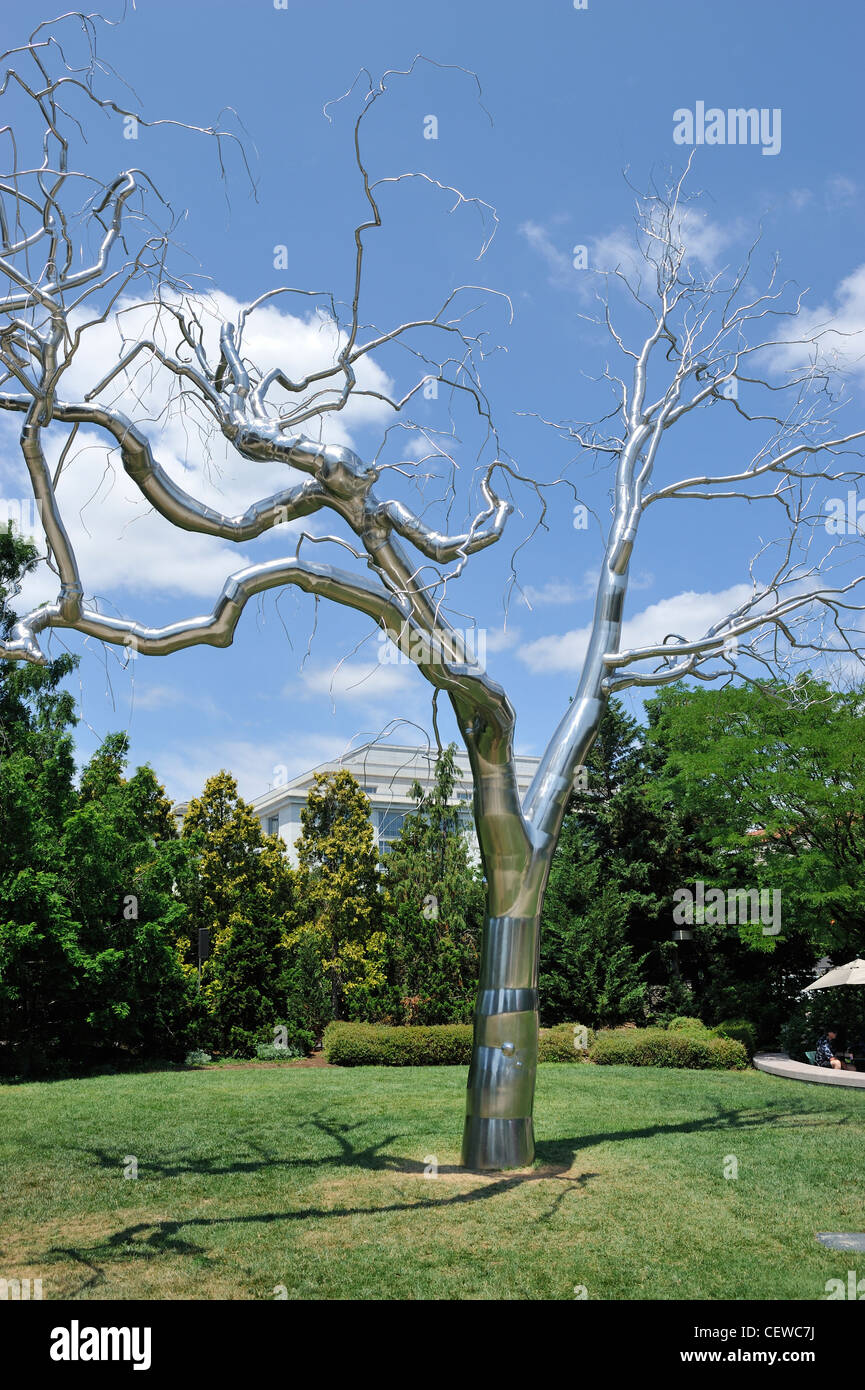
158;732;349;804
518;571;654;610
1;290;395;617
520;579;582;607
825;175;858;210
519;583;752;674
772;263;865;384
518;221;574;287
484;624;523;653
290;658;419;709
593;208;734;278
520;208;734;297
124;682;220;716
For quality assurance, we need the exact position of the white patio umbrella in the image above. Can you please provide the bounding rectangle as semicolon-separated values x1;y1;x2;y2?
804;958;865;991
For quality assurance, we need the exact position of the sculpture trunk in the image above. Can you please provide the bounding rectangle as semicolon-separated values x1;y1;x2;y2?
456;542;630;1169
461;909;541;1169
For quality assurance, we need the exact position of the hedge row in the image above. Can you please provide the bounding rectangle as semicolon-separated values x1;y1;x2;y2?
323;1020;747;1068
324;1021;472;1066
323;1021;595;1066
591;1027;748;1070
539;1023;595;1061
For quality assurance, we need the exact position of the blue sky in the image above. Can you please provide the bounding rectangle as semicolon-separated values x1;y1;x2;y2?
3;0;865;802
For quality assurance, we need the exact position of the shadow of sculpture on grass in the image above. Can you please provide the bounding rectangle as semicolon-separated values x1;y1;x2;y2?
43;1100;851;1296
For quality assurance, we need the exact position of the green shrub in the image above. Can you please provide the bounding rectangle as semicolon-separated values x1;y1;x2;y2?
324;1020;604;1066
256;1022;315;1057
184;1049;212;1067
538;1022;594;1062
705;1036;749;1070
667;1015;708;1032
713;1018;757;1057
254;1043;304;1061
324;1021;472;1066
590;1027;747;1070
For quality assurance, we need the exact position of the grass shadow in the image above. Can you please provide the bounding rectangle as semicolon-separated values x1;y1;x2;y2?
41;1098;853;1297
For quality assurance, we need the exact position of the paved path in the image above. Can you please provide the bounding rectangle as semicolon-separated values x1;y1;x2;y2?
754;1051;865;1089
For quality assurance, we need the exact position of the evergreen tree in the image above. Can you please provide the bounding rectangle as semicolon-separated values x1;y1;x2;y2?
62;732;196;1057
540;837;649;1026
539;700;659;1025
282;928;332;1044
376;744;485;1024
0;529;81;1070
0;527;197;1069
288;770;384;1022
181;771;292;1055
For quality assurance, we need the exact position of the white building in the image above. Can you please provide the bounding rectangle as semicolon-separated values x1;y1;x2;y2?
250;742;541;866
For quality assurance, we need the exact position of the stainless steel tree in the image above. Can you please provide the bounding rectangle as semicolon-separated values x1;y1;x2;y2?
3;16;865;1169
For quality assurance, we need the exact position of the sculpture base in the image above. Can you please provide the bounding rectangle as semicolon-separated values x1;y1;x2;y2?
461;1115;535;1170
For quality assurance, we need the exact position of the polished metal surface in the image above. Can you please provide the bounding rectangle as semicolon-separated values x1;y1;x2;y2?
462;1118;534;1173
462;916;539;1168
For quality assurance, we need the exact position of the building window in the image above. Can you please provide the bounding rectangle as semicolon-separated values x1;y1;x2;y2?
267;816;279;836
377;809;406;848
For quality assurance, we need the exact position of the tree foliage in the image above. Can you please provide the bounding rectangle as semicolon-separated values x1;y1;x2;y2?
0;531;197;1072
375;744;484;1024
181;771;292;1055
539;702;652;1026
288;770;384;1022
642;682;835;1036
3;506;862;1064
646;678;865;957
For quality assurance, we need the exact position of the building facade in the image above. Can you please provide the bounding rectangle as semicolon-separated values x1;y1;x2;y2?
250;742;541;866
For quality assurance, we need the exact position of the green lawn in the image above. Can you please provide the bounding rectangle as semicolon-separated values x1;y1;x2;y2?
1;1063;863;1300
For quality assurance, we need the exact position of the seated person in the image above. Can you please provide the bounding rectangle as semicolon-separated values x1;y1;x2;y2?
815;1028;843;1070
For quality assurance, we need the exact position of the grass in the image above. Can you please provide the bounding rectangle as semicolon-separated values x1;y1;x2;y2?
1;1062;863;1300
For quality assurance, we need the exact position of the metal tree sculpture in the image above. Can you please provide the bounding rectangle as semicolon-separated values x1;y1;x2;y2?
3;16;865;1168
